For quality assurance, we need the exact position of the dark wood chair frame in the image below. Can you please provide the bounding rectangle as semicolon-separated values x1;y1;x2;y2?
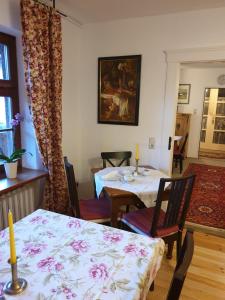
152;175;195;261
64;156;81;217
101;151;132;168
166;230;194;300
64;156;112;223
173;133;188;174
122;174;195;261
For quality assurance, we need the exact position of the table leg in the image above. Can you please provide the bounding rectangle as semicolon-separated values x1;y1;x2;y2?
110;201;120;228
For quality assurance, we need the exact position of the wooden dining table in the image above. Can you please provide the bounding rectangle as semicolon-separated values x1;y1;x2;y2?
0;209;165;300
94;166;170;227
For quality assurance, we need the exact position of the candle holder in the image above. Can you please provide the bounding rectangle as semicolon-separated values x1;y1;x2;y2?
3;260;27;295
134;159;139;176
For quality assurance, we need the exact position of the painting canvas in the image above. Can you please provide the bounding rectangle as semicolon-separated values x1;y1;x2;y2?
98;55;141;125
178;84;191;104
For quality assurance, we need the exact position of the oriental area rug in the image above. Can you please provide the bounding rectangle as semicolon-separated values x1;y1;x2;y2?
184;163;225;237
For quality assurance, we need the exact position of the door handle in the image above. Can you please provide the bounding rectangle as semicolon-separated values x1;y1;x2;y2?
168;136;172;150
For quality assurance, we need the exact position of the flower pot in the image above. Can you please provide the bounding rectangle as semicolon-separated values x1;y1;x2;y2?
4;161;18;179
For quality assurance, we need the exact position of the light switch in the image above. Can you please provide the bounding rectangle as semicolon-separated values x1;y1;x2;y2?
149;137;155;149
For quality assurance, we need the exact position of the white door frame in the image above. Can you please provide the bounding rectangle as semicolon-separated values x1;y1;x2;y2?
160;45;225;176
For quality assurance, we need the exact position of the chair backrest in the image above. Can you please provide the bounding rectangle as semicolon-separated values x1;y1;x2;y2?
150;174;195;237
180;133;188;154
101;151;132;168
63;157;81;218
166;230;194;300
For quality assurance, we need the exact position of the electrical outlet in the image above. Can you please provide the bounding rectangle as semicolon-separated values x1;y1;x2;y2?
149;137;155;149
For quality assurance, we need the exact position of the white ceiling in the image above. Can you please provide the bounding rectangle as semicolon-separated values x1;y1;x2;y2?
51;0;225;25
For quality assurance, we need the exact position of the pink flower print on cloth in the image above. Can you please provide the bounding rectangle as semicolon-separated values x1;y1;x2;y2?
89;263;109;280
124;243;148;257
37;257;64;272
51;286;77;299
0;230;6;240
69;240;89;254
103;231;123;243
22;242;47;257
29;216;48;225
124;243;138;255
67;219;81;229
42;231;56;239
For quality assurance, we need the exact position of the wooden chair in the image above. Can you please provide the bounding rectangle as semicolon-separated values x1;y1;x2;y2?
166;230;194;300
101;151;132;168
121;174;195;261
173;134;188;174
64;157;111;223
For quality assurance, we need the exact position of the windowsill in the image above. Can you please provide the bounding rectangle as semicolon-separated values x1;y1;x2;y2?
0;168;48;196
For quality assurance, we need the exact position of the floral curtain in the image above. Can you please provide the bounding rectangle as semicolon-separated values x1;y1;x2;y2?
20;0;67;213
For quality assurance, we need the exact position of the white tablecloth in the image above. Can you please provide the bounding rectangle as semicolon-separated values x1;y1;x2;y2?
0;209;165;300
95;166;169;207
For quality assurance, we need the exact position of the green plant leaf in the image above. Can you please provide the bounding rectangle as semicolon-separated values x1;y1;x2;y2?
0;154;10;162
9;149;26;162
0;149;33;163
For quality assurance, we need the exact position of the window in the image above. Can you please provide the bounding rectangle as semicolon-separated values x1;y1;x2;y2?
0;32;20;167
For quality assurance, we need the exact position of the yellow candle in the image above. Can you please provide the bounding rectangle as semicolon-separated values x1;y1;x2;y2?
8;210;17;264
135;144;139;160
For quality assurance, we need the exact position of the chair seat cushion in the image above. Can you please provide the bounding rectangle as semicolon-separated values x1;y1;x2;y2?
122;207;179;238
80;197;111;222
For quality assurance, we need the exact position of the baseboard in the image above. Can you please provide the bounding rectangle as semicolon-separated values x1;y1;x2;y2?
185;222;225;238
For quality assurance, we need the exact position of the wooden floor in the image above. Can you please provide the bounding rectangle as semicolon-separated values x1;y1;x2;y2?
147;231;225;300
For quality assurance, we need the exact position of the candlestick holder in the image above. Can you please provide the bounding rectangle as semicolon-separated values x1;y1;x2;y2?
3;260;27;295
134;159;139;176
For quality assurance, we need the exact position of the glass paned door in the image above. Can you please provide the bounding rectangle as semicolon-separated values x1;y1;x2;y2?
200;88;225;151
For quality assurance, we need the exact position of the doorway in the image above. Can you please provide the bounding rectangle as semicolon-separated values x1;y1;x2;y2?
162;46;225;176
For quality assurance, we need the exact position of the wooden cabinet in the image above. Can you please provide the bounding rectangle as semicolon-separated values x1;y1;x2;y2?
175;113;191;156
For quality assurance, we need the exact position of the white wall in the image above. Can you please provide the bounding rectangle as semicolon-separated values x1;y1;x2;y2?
61;20;82;174
79;7;225;192
179;67;225;158
0;0;21;31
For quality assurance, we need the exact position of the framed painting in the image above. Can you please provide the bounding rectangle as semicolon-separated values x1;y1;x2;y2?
178;84;191;104
98;55;141;125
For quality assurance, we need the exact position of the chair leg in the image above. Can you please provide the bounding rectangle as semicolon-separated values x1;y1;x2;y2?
179;157;183;174
175;159;178;168
150;281;154;291
167;242;174;259
176;232;182;262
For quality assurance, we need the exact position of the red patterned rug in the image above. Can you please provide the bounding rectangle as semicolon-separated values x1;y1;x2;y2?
184;163;225;231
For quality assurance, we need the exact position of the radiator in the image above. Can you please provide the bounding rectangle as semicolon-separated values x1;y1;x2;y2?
0;179;43;230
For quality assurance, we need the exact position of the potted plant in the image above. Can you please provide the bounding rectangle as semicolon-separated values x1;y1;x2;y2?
0;149;28;179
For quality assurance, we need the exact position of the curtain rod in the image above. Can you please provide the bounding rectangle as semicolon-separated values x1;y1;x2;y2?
34;0;83;27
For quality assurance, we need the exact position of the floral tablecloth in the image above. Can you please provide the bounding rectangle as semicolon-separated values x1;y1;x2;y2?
0;209;164;300
95;167;169;207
